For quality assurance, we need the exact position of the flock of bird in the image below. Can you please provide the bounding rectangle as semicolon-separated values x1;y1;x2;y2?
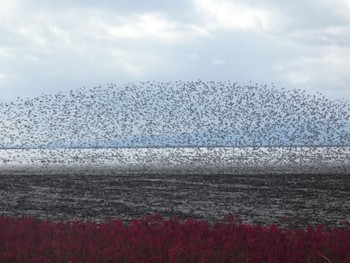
0;80;349;170
0;80;349;150
1;146;349;175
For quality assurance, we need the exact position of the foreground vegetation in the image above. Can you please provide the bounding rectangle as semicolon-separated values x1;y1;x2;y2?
0;214;349;262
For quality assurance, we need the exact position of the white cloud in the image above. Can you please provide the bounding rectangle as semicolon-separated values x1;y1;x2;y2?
189;53;198;59
193;0;288;33
0;0;350;101
0;73;8;80
326;0;350;19
110;49;157;77
0;48;11;58
285;72;312;86
0;0;20;23
212;58;226;65
276;45;350;98
286;25;350;47
87;12;210;44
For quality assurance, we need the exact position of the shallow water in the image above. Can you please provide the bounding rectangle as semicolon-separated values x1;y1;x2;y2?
1;147;350;174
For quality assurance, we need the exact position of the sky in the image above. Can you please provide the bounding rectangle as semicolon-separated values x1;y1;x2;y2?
1;0;350;102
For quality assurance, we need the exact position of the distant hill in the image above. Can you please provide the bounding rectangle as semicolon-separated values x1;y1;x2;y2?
48;127;350;149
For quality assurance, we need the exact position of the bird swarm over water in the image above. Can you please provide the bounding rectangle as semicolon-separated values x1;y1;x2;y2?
0;80;349;149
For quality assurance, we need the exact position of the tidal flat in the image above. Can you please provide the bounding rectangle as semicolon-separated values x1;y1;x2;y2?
0;147;349;228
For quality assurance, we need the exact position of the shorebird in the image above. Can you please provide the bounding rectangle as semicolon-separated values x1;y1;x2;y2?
0;80;349;166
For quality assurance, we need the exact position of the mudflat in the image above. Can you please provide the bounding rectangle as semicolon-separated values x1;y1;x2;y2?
0;166;349;228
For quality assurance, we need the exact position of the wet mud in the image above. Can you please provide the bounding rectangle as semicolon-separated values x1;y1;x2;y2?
0;166;349;228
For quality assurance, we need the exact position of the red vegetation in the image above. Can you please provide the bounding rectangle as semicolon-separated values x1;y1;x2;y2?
0;214;349;263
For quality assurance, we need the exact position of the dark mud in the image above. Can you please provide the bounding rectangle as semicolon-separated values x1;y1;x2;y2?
0;166;349;228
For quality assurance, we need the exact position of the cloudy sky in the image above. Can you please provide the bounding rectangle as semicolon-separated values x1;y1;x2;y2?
1;0;350;102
